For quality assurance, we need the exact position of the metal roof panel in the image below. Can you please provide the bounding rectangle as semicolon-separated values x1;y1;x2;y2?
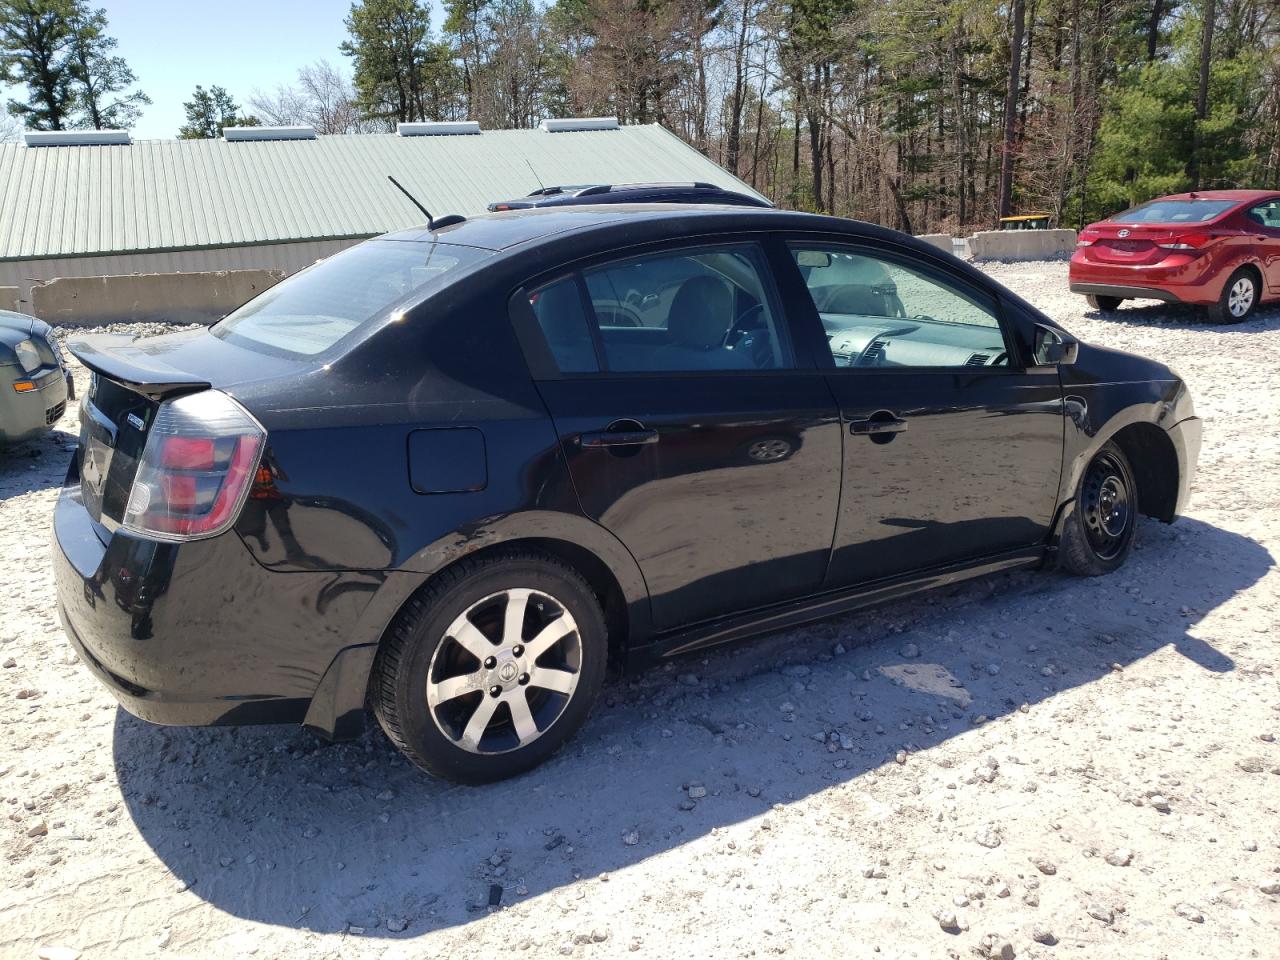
0;125;764;261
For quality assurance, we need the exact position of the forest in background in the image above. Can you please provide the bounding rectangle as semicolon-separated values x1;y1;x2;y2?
3;0;1279;233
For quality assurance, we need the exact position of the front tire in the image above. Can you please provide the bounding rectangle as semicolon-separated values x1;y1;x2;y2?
1086;294;1123;312
1206;268;1259;324
371;552;607;783
1059;441;1138;577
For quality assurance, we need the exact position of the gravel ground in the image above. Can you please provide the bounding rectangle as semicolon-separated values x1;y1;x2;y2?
2;262;1278;960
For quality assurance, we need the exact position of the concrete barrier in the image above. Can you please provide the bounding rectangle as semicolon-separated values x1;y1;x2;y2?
0;286;19;312
968;229;1077;261
30;269;285;327
914;234;954;253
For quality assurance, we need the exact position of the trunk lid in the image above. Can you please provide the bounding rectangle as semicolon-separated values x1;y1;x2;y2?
1080;223;1170;265
67;329;298;526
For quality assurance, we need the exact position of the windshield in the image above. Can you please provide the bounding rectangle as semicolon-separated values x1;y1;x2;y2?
1110;199;1236;224
213;240;492;357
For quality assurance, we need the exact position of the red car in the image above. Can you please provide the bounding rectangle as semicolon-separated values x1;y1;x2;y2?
1070;189;1280;323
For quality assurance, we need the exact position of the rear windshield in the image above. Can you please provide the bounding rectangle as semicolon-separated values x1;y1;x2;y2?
1110;199;1236;224
212;240;492;357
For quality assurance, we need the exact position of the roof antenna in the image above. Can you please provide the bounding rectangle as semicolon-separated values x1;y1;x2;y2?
387;175;434;228
525;157;546;194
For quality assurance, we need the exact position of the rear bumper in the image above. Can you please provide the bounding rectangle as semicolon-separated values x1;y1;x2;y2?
1069;282;1184;304
53;465;385;732
0;365;69;445
1068;249;1228;306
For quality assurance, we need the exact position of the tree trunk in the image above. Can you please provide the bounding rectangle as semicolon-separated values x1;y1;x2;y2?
1146;0;1164;61
725;0;751;173
1190;0;1215;188
997;0;1026;220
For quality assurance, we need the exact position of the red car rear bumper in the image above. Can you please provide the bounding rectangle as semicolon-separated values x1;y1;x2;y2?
1068;251;1224;306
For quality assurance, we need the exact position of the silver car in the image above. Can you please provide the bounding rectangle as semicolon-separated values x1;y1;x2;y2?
0;310;72;448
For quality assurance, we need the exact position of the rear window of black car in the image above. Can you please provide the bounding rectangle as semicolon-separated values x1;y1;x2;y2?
212;240;492;357
1110;199;1236;224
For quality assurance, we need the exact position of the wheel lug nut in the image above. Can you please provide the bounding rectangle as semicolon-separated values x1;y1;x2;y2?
512;645;524;657
483;656;497;669
489;685;502;697
518;673;530;685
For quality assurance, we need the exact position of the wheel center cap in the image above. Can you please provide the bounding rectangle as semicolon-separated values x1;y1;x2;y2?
497;661;519;683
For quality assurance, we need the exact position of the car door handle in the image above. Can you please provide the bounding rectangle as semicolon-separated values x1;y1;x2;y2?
579;429;660;448
849;415;908;436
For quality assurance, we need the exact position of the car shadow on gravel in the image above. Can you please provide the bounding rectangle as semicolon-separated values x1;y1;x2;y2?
0;428;76;499
111;515;1269;939
1088;299;1280;332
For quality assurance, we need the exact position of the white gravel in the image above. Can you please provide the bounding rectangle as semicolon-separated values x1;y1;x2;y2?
2;262;1279;959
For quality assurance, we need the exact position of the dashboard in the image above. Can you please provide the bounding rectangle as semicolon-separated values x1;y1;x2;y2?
822;314;1009;369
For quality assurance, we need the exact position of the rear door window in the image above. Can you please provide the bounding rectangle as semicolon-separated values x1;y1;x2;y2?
213;240;492;357
1246;200;1280;230
580;244;792;372
527;277;599;373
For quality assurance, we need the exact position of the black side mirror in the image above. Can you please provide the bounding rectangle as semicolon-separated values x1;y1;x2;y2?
1034;324;1078;366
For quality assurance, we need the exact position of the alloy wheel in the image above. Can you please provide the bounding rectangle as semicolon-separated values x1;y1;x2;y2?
747;438;792;462
1081;452;1132;561
425;589;582;754
1227;276;1255;318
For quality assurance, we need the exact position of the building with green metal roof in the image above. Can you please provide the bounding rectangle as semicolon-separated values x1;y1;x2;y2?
0;120;763;317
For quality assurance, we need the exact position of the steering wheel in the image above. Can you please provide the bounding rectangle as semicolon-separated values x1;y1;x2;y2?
723;302;764;346
723;303;772;368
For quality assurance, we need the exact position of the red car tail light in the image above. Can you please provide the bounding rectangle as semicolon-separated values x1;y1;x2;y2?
1155;232;1213;251
123;390;266;541
1076;229;1100;247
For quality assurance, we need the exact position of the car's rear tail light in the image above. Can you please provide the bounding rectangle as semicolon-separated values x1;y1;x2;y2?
122;390;265;541
1156;232;1213;251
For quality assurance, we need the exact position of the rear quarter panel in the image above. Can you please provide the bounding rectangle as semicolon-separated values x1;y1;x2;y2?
229;253;652;636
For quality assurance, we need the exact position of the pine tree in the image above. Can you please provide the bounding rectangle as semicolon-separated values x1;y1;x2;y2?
178;85;257;139
0;0;76;130
65;3;150;129
341;0;440;124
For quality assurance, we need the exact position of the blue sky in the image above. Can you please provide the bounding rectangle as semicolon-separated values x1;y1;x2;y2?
104;0;440;138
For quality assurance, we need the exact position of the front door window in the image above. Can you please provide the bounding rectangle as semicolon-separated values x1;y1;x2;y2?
790;245;1011;369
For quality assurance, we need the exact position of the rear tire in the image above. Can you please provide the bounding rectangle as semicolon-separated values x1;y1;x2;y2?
1086;294;1123;312
1059;441;1138;577
1206;268;1259;324
371;551;607;783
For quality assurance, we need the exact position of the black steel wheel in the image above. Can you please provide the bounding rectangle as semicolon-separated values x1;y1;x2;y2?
1059;441;1137;576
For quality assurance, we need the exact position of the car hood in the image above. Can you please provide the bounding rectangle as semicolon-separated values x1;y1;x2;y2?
0;310;35;336
1074;340;1178;384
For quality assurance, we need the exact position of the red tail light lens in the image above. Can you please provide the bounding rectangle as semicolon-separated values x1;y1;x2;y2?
123;390;266;541
1076;229;1100;247
1156;232;1212;251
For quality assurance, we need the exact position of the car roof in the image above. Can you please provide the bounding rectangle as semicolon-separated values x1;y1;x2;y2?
377;204;822;252
1150;189;1280;204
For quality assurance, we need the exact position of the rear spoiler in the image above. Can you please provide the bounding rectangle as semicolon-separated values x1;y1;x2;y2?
68;334;212;401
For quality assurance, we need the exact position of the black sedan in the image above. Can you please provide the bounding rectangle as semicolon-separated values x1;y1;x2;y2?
55;206;1201;783
1;309;71;448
